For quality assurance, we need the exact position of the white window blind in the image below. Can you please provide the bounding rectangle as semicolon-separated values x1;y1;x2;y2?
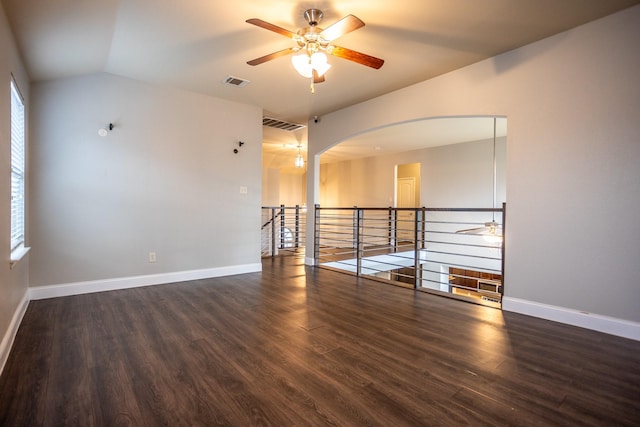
11;80;25;252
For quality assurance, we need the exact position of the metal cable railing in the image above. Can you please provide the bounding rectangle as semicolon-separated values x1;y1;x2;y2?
261;205;306;257
314;204;505;308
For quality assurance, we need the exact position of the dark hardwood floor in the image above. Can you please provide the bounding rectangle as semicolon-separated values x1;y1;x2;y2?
1;256;639;426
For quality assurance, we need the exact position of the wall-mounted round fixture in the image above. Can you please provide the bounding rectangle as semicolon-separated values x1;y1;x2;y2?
98;123;114;137
233;140;245;154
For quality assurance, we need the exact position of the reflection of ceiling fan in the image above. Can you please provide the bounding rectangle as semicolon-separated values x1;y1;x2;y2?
246;9;384;85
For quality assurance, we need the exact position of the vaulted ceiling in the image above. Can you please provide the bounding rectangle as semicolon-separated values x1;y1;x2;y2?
3;0;638;170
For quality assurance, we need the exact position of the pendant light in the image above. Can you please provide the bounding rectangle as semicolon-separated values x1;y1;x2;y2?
457;117;503;242
294;144;304;168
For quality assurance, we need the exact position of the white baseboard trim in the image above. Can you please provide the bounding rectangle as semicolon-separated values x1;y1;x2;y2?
502;297;640;341
304;257;315;266
29;263;263;300
0;290;29;376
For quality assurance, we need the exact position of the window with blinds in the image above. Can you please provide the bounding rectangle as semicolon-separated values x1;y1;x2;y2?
11;80;25;253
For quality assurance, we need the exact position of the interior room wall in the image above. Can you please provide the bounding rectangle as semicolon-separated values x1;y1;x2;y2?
29;72;263;288
261;169;306;207
0;4;30;372
319;157;395;207
308;6;640;328
278;172;306;207
319;137;505;209
262;168;280;206
423;137;506;208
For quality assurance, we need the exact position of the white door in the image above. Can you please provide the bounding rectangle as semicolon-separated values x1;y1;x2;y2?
397;177;416;240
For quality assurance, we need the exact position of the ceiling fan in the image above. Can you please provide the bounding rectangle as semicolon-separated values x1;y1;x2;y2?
246;9;384;86
456;117;503;244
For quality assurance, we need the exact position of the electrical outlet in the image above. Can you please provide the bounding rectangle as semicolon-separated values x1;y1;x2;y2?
240;186;248;194
149;252;157;263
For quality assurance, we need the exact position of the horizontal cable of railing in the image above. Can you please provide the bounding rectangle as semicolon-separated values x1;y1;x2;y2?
314;204;505;308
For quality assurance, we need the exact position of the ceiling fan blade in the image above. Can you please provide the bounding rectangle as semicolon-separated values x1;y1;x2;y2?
328;46;384;69
247;47;296;66
246;18;297;39
456;222;502;234
456;227;486;234
313;70;325;84
320;14;364;42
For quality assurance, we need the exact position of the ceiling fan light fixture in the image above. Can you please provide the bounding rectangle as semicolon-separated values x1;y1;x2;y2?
291;53;313;78
484;232;503;244
483;221;503;243
311;52;331;76
292;52;331;78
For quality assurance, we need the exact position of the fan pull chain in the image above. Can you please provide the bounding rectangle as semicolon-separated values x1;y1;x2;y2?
310;80;315;94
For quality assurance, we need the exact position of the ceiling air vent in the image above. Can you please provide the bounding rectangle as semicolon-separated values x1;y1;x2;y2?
222;75;250;88
262;117;306;132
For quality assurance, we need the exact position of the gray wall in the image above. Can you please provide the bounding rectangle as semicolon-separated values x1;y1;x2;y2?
29;73;263;286
319;136;506;209
0;4;30;370
307;6;640;323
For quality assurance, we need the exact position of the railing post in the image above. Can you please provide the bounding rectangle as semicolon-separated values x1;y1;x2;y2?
270;207;277;256
294;205;300;249
387;207;395;252
355;207;363;276
413;208;422;289
352;207;357;256
420;207;426;250
279;204;285;249
393;208;398;252
314;204;320;265
501;202;507;295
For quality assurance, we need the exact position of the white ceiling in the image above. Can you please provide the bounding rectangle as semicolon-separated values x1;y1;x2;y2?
3;0;638;170
321;116;508;161
263;116;507;173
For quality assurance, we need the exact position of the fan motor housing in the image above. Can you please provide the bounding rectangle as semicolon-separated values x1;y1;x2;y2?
304;9;323;26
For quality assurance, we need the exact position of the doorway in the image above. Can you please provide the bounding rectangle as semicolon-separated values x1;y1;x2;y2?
395;163;420;240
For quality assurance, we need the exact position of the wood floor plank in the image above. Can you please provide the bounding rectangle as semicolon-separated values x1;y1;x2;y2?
1;256;639;426
0;302;56;426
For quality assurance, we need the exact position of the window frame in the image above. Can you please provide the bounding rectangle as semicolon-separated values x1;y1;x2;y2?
10;77;29;266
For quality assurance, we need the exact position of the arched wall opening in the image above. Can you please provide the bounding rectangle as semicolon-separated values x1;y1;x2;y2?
314;116;507;212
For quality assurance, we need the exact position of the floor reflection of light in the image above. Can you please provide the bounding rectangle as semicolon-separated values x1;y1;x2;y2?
271;273;310;326
472;308;514;362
